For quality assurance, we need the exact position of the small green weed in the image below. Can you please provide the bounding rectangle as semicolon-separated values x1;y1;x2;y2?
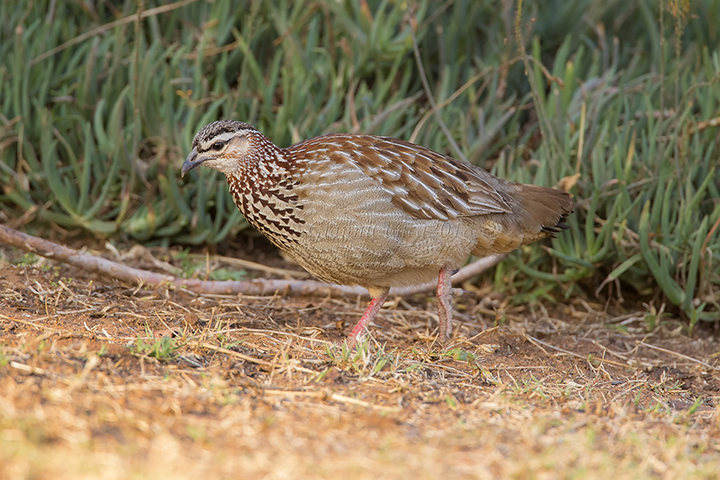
130;336;181;360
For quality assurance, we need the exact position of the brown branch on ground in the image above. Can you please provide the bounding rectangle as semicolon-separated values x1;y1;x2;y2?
0;224;504;298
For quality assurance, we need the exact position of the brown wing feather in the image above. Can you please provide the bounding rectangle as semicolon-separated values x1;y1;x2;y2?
291;134;512;221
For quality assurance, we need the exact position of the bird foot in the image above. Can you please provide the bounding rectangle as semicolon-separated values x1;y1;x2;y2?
330;334;374;356
436;265;462;342
343;287;389;348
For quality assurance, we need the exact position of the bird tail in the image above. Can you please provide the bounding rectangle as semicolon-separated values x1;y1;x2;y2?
470;183;574;257
515;184;574;244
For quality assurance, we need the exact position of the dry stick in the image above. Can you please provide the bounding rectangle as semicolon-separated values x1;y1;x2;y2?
263;389;400;412
525;334;632;369
0;313;56;330
187;253;311;279
31;0;200;65
409;66;492;144
0;224;503;298
198;342;284;369
637;341;719;371
514;0;563;156
409;16;467;163
10;362;45;375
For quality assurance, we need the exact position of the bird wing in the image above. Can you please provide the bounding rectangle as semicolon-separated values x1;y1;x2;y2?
305;134;513;221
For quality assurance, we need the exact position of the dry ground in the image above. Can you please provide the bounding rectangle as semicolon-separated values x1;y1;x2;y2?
0;243;719;479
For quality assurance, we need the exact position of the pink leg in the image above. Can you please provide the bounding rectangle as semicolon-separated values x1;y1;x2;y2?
347;287;390;345
436;265;461;342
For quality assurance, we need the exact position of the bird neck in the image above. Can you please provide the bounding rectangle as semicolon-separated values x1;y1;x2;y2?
225;132;303;234
229;132;289;187
225;135;305;247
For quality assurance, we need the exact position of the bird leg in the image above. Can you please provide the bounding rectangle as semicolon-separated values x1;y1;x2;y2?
347;286;390;345
436;264;462;342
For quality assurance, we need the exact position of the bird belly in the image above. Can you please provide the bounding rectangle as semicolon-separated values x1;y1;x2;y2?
288;199;477;288
239;165;478;289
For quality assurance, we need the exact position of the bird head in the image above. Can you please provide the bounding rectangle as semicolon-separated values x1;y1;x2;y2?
181;120;259;177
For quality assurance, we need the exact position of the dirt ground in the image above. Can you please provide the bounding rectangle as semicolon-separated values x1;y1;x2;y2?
0;241;719;479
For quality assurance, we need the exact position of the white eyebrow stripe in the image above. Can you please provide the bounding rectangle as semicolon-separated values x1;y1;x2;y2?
199;131;243;150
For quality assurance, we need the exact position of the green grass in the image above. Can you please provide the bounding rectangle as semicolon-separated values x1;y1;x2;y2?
0;0;718;322
131;335;181;360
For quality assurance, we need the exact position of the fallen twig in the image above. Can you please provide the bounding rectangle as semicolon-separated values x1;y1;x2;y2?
525;334;632;369
637;341;719;371
263;389;401;412
188;252;311;279
0;313;57;331
0;225;503;298
196;342;317;373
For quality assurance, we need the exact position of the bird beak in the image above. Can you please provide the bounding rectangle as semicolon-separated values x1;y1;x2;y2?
181;150;207;177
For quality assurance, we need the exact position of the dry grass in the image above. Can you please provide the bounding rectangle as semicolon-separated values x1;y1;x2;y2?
1;250;719;479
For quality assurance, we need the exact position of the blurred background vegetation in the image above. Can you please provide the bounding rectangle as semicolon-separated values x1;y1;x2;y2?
0;0;718;325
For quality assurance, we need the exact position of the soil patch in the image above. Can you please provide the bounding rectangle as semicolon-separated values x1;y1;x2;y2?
1;248;719;479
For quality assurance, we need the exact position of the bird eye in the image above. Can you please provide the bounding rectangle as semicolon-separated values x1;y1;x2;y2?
212;141;225;151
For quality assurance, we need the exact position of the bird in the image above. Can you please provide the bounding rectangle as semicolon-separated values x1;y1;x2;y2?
182;120;573;345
